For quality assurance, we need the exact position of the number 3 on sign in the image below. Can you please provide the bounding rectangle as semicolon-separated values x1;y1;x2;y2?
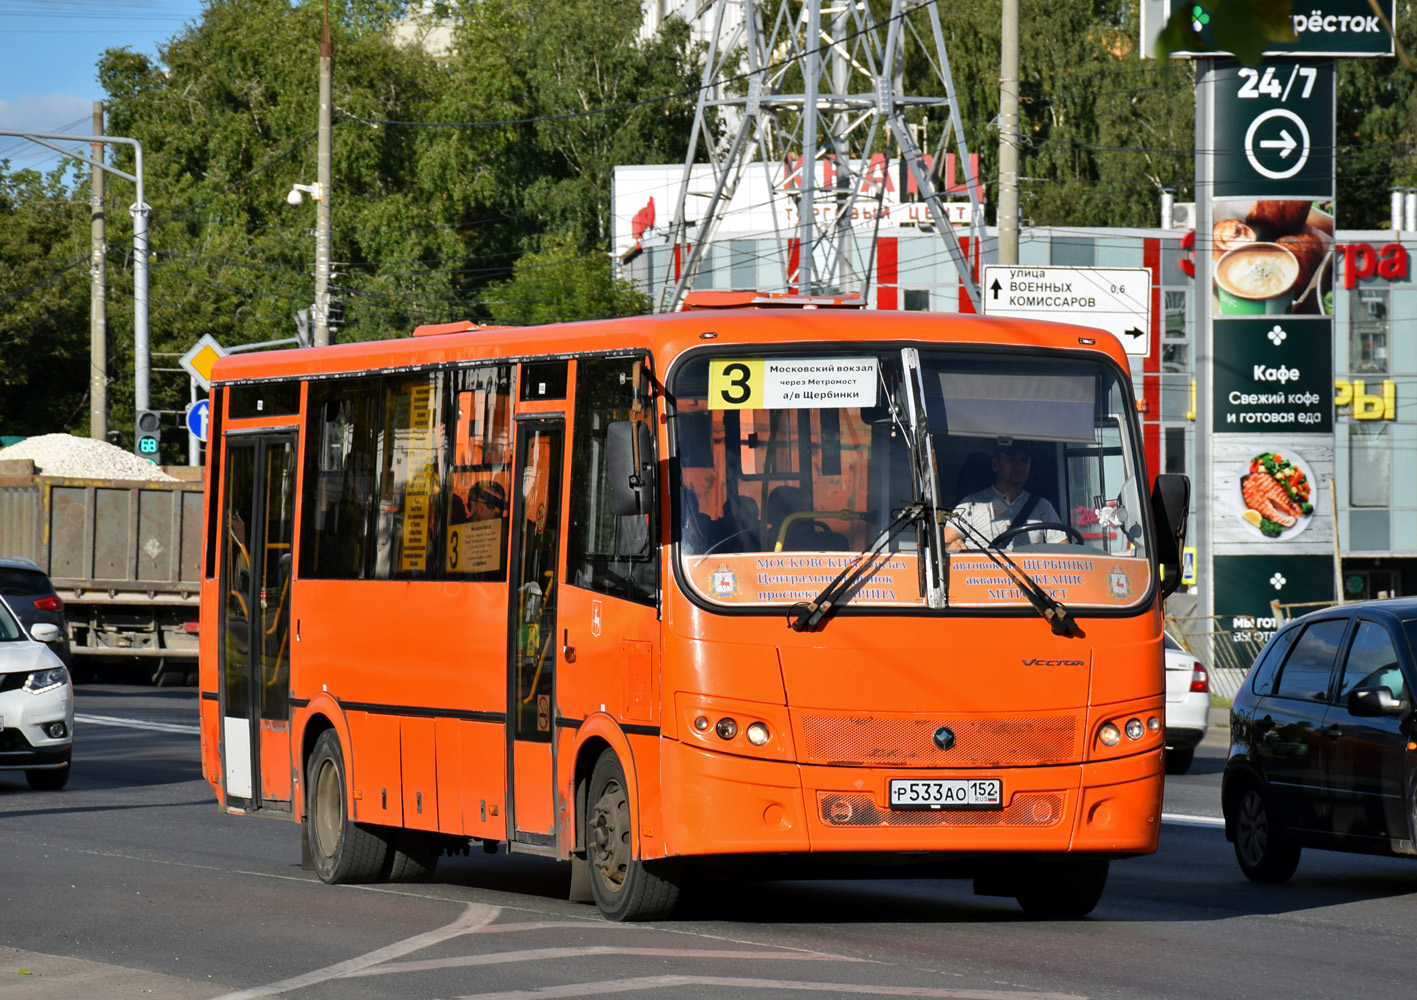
709;359;764;409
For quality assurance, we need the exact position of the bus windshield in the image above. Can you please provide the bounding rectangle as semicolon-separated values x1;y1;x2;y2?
673;347;1151;613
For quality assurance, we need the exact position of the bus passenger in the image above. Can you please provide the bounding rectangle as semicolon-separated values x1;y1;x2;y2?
944;439;1065;550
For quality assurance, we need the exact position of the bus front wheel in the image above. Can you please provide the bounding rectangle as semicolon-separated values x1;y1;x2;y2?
585;749;680;921
307;730;388;884
1014;857;1109;918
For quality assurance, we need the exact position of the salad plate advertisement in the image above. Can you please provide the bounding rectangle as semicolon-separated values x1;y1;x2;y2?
1210;437;1333;555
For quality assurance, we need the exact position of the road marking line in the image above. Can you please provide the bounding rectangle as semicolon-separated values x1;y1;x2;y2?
76;713;199;735
350;946;861;977
1162;812;1226;828
456;976;1089;999
204;903;501;1000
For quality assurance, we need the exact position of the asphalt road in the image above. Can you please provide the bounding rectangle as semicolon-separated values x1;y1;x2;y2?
5;694;1417;1000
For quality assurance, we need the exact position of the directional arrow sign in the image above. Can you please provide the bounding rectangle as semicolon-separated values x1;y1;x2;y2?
980;265;1151;357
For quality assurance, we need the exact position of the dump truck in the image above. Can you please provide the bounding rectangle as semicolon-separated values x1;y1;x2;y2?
0;459;204;685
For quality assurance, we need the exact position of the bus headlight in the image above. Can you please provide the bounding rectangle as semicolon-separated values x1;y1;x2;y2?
1098;722;1122;747
715;718;738;740
746;722;770;746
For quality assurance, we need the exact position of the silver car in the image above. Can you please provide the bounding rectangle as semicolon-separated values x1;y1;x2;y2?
1164;632;1210;775
0;594;73;789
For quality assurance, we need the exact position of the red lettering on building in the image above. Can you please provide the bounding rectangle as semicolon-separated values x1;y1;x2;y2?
1342;242;1409;289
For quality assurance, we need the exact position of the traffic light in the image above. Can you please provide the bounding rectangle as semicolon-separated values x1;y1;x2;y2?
135;409;161;463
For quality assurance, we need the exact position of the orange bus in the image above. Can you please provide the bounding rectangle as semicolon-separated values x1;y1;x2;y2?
198;293;1189;920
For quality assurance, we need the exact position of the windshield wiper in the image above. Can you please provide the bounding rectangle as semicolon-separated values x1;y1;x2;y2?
943;512;1080;637
786;502;926;633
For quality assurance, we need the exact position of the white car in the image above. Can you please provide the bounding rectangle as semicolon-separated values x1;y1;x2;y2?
0;594;73;789
1163;632;1210;774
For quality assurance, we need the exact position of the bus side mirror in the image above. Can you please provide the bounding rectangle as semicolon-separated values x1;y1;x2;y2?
1151;473;1190;599
607;421;655;517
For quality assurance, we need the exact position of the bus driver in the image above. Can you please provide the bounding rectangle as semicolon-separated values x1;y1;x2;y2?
944;439;1066;551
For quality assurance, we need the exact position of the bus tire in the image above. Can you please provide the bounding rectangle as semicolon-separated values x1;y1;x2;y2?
586;749;679;921
1014;857;1109;918
307;730;388;884
384;829;440;882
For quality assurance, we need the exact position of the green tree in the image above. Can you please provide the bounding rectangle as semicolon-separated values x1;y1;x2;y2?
484;233;650;325
0;164;91;435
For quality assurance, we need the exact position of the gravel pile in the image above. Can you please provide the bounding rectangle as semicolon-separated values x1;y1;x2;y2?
0;433;180;482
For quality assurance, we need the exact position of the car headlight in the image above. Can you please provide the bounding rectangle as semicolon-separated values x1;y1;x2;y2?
24;666;68;695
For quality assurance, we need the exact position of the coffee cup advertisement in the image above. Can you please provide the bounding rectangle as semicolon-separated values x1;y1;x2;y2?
1209;199;1333;318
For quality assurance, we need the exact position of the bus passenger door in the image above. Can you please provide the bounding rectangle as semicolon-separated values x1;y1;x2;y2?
219;433;297;811
507;420;564;847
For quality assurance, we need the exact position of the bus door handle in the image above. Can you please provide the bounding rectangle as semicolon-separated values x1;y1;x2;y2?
1322;723;1343;741
563;628;576;663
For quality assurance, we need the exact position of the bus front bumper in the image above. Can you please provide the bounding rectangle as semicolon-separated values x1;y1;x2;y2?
657;739;1162;858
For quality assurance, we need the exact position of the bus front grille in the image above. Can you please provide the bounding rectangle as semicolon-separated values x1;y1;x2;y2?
817;792;1065;828
799;714;1078;767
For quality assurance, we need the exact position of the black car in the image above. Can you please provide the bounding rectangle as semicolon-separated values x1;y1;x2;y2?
0;557;72;667
1222;598;1417;882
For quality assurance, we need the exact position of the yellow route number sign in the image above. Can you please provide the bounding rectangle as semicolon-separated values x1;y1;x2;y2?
708;357;877;410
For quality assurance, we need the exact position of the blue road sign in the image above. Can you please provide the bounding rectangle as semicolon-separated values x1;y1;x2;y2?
186;399;210;442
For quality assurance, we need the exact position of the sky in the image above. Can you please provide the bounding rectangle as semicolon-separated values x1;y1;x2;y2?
0;1;208;172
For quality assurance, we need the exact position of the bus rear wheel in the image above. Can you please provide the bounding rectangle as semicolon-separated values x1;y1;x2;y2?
384;829;441;882
307;730;388;884
586;749;680;921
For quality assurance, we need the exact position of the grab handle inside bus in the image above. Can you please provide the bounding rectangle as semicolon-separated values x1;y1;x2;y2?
607;420;655;517
1150;474;1190;599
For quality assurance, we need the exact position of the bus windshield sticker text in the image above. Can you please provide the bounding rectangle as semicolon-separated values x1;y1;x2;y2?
708;358;878;410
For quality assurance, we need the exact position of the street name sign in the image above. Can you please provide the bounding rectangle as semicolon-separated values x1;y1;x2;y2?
980;265;1151;356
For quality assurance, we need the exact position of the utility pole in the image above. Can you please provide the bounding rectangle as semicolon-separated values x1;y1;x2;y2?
89;101;107;441
0;128;150;415
659;0;983;312
998;0;1020;265
314;4;333;348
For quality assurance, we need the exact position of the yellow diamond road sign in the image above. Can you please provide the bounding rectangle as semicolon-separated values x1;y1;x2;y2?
180;334;227;391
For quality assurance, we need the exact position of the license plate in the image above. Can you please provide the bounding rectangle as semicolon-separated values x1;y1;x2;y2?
889;778;1002;810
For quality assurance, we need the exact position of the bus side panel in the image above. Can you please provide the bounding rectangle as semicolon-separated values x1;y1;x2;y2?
259;719;293;804
456;720;507;840
401;716;438;831
345;710;403;826
199;577;223;802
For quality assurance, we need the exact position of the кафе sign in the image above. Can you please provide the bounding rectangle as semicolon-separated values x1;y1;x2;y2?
1204;56;1338;626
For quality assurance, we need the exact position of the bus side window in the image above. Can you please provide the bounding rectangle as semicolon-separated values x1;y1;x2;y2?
300;377;381;580
446;364;514;580
373;373;446;580
567;356;657;606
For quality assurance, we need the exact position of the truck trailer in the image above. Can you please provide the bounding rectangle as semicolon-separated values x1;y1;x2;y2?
0;459;203;685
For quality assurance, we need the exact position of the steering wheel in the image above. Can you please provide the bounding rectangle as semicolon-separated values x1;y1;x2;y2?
990;520;1086;547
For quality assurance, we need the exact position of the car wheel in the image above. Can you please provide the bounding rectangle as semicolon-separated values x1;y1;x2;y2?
306;730;388;884
26;751;71;791
1164;747;1195;775
1014;858;1109;918
1232;781;1300;882
586;749;680;921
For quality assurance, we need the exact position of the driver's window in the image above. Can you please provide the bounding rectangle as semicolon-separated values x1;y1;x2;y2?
1337;620;1405;702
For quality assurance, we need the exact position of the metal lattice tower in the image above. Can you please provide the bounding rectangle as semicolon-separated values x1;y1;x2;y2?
658;0;984;312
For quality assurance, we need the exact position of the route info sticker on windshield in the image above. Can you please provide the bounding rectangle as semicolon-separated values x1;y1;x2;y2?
708;358;878;410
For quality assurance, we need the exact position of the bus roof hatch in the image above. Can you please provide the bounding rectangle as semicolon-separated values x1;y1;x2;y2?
680;291;866;311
